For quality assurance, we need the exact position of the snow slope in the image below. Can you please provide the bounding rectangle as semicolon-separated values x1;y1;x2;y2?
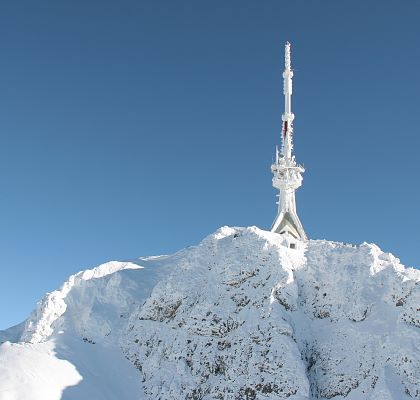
0;227;419;399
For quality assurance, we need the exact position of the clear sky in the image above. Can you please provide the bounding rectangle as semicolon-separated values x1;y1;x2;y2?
0;0;419;330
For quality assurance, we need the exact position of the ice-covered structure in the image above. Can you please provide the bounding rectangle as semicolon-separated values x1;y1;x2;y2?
271;42;307;244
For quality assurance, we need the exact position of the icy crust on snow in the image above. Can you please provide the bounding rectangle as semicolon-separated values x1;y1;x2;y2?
120;228;419;400
292;241;419;400
1;226;419;400
20;261;144;344
123;227;310;399
0;257;168;400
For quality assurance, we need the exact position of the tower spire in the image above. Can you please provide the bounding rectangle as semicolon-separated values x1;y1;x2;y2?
271;42;307;243
282;41;294;160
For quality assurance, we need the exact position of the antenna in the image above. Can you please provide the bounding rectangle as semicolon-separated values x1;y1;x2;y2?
271;42;307;241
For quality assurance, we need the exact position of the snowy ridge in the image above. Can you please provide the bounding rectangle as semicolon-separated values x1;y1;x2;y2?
21;261;142;344
0;226;419;399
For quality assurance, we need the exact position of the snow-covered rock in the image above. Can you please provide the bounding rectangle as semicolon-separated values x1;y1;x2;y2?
0;227;418;400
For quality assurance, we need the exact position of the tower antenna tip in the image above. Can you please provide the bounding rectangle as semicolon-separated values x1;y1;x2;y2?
284;41;291;70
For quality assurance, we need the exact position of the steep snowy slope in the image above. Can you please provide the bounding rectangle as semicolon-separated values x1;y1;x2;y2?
0;227;418;400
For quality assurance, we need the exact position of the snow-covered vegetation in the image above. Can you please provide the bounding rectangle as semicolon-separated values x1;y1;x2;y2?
0;227;418;399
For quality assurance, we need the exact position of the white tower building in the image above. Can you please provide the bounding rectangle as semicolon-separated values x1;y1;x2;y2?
271;42;307;242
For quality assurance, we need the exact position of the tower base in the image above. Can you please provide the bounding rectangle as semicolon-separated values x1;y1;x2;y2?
271;211;307;241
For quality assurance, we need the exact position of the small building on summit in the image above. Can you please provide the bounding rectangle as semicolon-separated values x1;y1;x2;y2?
271;42;307;245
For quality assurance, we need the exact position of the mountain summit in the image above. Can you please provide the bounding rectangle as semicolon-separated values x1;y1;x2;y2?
0;227;419;399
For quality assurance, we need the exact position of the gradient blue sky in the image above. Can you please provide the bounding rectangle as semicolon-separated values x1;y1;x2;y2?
1;0;419;329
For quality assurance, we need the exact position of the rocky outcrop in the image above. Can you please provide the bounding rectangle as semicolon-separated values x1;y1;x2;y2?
5;226;419;399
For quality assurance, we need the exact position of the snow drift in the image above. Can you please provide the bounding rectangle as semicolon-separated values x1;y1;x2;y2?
0;226;418;400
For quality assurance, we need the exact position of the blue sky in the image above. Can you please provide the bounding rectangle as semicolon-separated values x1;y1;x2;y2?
0;0;419;329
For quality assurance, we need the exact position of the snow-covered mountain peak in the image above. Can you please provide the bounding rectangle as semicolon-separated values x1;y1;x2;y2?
1;226;419;399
